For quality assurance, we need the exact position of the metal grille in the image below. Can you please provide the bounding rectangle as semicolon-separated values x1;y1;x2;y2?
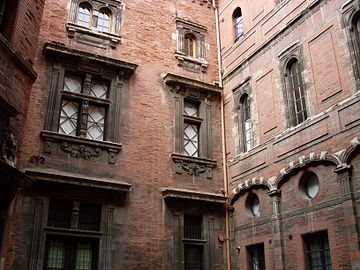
78;204;101;231
305;232;332;270
248;244;265;270
48;200;72;228
184;245;203;270
289;60;307;125
184;215;202;239
75;242;93;270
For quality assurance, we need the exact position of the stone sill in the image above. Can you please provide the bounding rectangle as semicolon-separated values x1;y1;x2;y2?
66;23;122;49
160;187;226;204
174;52;208;73
170;153;216;178
41;130;122;164
44;227;103;236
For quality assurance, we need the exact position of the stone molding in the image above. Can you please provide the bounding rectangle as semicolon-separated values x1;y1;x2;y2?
171;153;216;179
228;137;359;204
160;187;226;204
41;130;122;164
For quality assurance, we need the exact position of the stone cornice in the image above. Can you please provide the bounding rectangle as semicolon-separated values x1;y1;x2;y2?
160;187;226;204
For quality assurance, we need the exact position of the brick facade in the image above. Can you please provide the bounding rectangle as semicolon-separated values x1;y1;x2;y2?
1;0;359;269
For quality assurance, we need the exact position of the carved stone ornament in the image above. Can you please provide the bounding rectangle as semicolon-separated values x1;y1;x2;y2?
2;128;17;167
29;155;46;165
61;142;102;160
171;153;216;179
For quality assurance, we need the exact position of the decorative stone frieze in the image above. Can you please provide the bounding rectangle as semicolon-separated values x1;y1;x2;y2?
171;153;216;179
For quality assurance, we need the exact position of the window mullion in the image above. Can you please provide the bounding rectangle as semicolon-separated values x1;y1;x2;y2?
71;201;80;229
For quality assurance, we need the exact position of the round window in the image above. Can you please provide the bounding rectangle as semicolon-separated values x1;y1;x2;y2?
299;171;320;200
305;173;319;199
250;195;260;216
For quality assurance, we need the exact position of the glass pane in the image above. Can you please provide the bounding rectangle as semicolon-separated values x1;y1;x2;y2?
77;5;91;27
184;102;198;117
59;100;79;136
184;34;196;57
46;240;65;270
63;74;82;93
251;196;260;216
86;106;105;141
306;173;319;199
97;10;110;32
75;242;93;270
90;80;108;99
184;124;199;157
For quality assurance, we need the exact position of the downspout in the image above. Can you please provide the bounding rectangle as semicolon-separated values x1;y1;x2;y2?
211;1;231;270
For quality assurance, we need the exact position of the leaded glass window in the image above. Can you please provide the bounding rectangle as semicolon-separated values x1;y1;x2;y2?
248;244;265;270
58;73;110;141
304;232;332;270
287;59;307;126
183;102;201;157
59;100;79;136
233;8;243;42
77;3;92;28
86;106;105;140
96;9;111;32
240;94;253;152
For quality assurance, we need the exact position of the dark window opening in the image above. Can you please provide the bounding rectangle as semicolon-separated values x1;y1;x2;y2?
247;243;265;270
44;236;98;270
184;33;196;58
184;215;202;239
304;231;332;270
0;0;19;39
184;245;203;270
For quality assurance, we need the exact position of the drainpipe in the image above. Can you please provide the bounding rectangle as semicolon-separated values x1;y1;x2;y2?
211;1;231;270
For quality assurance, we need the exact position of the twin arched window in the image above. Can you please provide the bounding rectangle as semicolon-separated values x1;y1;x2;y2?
184;33;197;58
77;2;111;33
285;59;307;126
233;8;243;42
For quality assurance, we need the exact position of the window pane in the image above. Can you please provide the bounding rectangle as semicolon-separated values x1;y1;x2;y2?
248;244;265;270
90;80;108;99
63;74;82;94
96;10;110;32
78;204;101;231
48;200;72;228
77;4;91;27
184;215;202;239
86;106;105;141
184;102;199;117
46;240;65;270
184;34;196;57
184;245;203;270
59;100;79;136
75;242;93;270
184;124;199;157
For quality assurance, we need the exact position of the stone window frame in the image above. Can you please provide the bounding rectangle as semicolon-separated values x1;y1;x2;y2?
342;0;360;88
174;18;208;73
41;43;137;164
164;198;219;270
66;0;124;49
163;73;221;179
232;77;255;154
28;197;115;270
278;43;308;128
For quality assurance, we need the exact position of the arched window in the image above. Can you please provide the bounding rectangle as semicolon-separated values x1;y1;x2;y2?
96;8;111;32
233;8;243;42
239;94;253;152
184;33;196;58
77;2;92;28
285;58;307;126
